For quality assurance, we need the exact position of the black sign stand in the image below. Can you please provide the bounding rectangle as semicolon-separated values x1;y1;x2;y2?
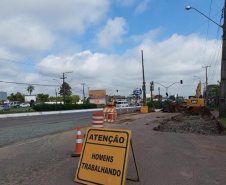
126;139;140;182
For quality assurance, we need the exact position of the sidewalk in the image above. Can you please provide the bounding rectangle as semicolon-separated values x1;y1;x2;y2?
211;110;219;118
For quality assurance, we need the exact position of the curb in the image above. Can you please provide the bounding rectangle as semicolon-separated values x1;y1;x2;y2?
0;107;139;119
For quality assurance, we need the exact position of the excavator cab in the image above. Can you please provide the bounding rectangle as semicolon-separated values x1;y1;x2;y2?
186;81;205;108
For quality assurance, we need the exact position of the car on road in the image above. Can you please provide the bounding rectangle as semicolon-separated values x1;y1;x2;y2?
10;101;21;108
116;100;129;108
20;103;30;107
0;104;11;111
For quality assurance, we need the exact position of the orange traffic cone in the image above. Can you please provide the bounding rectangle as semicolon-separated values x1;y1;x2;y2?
126;108;129;113
119;108;122;114
71;126;83;157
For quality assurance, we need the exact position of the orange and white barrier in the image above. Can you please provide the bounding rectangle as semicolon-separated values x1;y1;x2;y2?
103;107;117;122
71;126;83;157
92;112;104;128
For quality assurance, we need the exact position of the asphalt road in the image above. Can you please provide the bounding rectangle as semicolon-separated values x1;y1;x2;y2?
0;107;137;147
1;112;225;185
0;107;136;129
0;112;93;129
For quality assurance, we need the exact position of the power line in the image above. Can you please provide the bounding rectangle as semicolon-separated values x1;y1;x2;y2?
0;80;58;87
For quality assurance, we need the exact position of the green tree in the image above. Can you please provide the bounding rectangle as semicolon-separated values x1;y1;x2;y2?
8;92;24;102
37;94;49;103
27;85;35;95
71;95;80;103
206;84;220;98
59;82;72;96
8;93;16;101
48;96;56;102
65;95;73;104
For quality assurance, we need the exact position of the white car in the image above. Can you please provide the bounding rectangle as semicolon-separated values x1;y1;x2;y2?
20;103;30;107
116;101;129;108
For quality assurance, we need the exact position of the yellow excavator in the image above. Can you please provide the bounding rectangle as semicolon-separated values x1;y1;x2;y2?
186;81;204;108
107;95;116;107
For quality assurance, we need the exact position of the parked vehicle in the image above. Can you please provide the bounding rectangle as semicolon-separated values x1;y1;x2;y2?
20;103;30;107
9;101;20;108
116;100;129;108
0;104;11;111
139;101;144;106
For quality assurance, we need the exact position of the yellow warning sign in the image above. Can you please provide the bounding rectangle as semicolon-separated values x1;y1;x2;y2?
74;127;131;185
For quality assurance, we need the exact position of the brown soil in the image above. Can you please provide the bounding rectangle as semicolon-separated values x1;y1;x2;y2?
154;106;226;135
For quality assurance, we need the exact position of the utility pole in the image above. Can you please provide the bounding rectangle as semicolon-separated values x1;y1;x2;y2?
61;73;66;104
81;83;85;102
220;1;226;117
202;66;211;102
185;4;226;117
150;81;154;102
158;87;160;102
141;50;146;106
60;71;73;104
87;87;90;101
55;89;58;104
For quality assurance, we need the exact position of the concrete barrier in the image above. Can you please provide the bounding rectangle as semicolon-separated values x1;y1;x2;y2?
0;107;140;119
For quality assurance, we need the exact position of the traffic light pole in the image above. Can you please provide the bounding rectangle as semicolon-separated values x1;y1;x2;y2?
155;81;183;98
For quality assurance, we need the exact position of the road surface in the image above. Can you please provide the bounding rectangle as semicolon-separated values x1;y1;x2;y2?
0;107;137;147
0;111;226;185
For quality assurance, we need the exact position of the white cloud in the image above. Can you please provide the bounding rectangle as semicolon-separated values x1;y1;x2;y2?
0;0;110;65
115;0;138;7
96;17;128;49
131;28;162;43
135;0;152;14
0;18;55;53
0;0;109;35
0;30;221;98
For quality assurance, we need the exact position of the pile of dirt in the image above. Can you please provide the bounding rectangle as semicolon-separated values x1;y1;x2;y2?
162;103;186;113
154;108;225;135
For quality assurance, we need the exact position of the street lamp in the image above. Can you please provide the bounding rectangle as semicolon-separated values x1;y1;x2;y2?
185;6;223;28
53;79;61;85
186;5;226;117
193;76;206;84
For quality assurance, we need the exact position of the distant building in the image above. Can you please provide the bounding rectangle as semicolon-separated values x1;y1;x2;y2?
0;92;7;101
89;89;106;105
24;95;36;103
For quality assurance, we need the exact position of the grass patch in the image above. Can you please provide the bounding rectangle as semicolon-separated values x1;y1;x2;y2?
219;117;226;125
0;108;35;114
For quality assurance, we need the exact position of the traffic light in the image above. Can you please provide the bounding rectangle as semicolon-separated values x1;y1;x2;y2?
180;80;183;84
150;81;154;91
166;92;168;97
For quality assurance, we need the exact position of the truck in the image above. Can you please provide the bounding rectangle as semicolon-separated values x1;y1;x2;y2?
186;81;204;108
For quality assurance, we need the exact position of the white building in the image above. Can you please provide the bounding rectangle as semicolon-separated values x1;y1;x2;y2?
24;95;36;102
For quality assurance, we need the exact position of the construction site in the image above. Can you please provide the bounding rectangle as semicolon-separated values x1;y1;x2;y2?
1;104;226;185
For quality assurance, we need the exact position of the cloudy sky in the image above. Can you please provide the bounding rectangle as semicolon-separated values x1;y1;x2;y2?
0;0;224;99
